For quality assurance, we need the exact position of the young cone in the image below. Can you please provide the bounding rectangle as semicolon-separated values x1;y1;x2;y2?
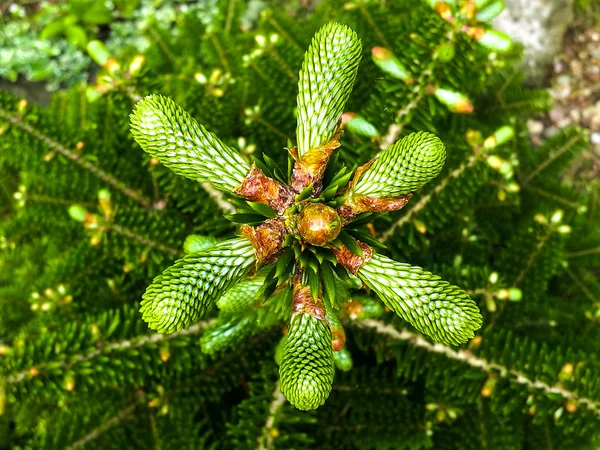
141;238;256;334
130;94;250;192
358;253;482;346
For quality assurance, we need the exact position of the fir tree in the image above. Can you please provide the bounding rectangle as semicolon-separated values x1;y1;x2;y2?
0;0;599;448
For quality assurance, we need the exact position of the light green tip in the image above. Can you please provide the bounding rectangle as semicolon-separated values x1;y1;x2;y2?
130;94;250;192
353;131;446;198
140;238;256;334
296;23;362;158
358;254;483;346
279;313;334;410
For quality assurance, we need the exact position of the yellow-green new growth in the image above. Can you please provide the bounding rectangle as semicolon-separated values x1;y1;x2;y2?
296;22;362;158
130;94;250;192
353;131;446;197
279;312;335;410
131;22;483;413
358;254;482;346
141;238;255;334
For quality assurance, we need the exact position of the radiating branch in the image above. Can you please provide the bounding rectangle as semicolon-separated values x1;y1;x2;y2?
358;319;600;415
7;320;216;384
68;396;143;449
108;223;182;257
0;107;153;209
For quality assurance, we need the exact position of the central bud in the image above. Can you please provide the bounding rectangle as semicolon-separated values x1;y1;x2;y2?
296;203;342;246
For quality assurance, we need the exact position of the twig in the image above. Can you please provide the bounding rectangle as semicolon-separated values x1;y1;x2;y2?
522;134;583;184
7;320;216;384
380;155;477;242
258;381;286;450
68;397;143;449
513;226;553;287
108;223;182;257
201;182;236;214
358;319;600;415
0;107;153;209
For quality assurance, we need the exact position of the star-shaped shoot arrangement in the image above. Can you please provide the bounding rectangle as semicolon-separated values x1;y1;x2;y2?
130;22;482;411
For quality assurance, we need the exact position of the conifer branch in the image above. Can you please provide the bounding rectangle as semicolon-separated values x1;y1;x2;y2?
208;32;231;74
0;107;154;209
564;266;599;306
521;134;583;184
6;320;215;384
27;194;96;208
224;0;236;37
379;35;456;149
381;154;477;242
523;185;583;209
252;114;289;140
358;319;600;415
512;226;554;287
108;223;182;257
68;397;143;449
264;46;298;80
147;24;177;67
356;1;391;48
380;80;431;151
258;381;286;450
264;14;303;50
567;247;600;259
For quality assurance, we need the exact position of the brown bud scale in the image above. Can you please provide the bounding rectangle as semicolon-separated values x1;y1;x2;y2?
240;218;288;264
331;240;373;275
236;165;295;213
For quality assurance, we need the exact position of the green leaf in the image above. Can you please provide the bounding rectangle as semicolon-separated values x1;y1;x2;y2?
307;265;320;301
338;230;364;257
275;247;295;278
251;156;274;179
256;265;279;302
296;184;314;201
358;254;482;346
65;25;88;48
224;213;266;225
320;261;336;305
344;228;386;250
353;131;446;197
130;95;250;192
246;201;277;218
140;238;256;334
40;19;66;40
296;23;362;158
343;212;375;228
262;153;287;183
322;167;353;200
87;40;110;66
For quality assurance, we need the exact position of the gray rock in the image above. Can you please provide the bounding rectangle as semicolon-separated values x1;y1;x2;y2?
494;0;575;85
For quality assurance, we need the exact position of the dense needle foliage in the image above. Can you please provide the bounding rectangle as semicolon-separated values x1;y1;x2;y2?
0;0;599;449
